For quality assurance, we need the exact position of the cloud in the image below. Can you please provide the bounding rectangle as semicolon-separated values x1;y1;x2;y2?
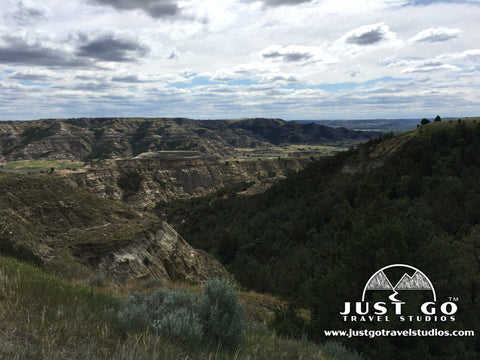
0;34;91;68
261;45;318;63
8;69;56;81
261;73;300;83
0;31;148;68
411;27;462;42
407;0;475;6
448;49;480;59
88;0;181;18
243;0;313;7
346;65;368;77
111;75;149;83
70;81;111;92
402;63;460;73
76;34;148;62
387;57;461;73
344;23;391;45
1;0;480;120
7;0;48;25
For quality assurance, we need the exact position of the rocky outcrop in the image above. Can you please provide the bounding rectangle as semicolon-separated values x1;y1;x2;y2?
97;222;231;283
65;152;313;208
0;173;229;284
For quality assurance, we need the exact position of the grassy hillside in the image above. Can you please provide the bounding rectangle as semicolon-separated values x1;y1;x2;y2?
0;255;359;360
161;118;480;359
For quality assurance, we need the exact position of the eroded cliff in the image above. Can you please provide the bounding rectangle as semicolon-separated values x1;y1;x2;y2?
0;173;230;284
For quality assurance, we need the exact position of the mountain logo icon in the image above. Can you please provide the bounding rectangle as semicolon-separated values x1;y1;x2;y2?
362;264;436;302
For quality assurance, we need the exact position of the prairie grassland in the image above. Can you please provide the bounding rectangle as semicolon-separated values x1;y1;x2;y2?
0;256;359;360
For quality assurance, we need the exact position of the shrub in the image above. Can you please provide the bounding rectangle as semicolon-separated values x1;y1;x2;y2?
117;293;151;333
148;288;199;321
153;308;203;345
199;278;245;349
117;170;144;198
117;279;245;350
149;288;203;345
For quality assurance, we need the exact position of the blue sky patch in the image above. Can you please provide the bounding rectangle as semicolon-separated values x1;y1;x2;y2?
169;76;259;89
19;81;51;87
285;77;410;93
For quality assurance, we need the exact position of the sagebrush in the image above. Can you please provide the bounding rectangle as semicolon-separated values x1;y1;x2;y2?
117;278;245;349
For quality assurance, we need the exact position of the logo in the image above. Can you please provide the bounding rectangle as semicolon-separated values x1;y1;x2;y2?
341;264;457;323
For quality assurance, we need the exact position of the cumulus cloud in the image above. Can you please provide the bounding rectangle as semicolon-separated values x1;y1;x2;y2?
76;34;149;62
262;73;299;82
387;57;461;73
8;69;57;81
7;0;48;25
411;27;462;42
111;74;150;83
88;0;181;18
261;45;319;63
344;23;392;45
449;49;480;59
0;34;90;68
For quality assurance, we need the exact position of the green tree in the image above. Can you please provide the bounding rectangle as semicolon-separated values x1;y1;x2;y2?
117;170;144;198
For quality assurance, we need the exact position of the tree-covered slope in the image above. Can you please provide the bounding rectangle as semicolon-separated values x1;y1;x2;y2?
161;119;480;359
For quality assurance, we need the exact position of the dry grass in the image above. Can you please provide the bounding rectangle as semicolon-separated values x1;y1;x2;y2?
0;256;358;360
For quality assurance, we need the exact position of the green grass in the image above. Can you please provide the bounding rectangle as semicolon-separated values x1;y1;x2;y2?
0;160;84;174
233;144;341;161
415;116;480;135
0;256;359;360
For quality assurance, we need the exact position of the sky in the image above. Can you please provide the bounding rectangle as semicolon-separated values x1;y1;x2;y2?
0;0;479;120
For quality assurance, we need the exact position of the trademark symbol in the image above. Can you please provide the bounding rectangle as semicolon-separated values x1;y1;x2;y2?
449;297;459;302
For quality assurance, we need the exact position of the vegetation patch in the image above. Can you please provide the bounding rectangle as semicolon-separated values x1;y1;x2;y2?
117;170;144;198
0;160;84;174
0;237;43;267
3;125;55;155
0;256;353;359
118;278;245;349
130;119;153;156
